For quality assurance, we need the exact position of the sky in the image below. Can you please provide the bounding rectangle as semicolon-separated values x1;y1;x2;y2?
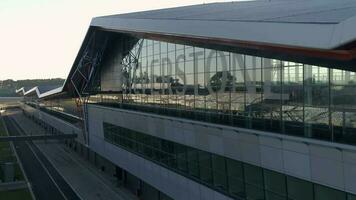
0;0;232;81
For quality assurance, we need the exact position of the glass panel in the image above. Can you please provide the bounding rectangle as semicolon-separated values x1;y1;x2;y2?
160;42;168;53
304;65;331;140
217;51;229;72
175;144;187;172
154;41;160;55
226;158;245;198
348;194;356;200
141;181;160;200
198;151;213;184
314;184;346;200
245;56;261;69
147;40;154;56
246;68;263;129
331;69;356;145
161;140;174;166
282;62;304;136
264;170;286;200
196;58;205;74
168;43;175;52
230;53;244;71
185;46;194;61
187;147;199;178
244;164;264;200
212;155;227;191
168;51;176;73
186;60;194;74
102;123;354;200
176;44;184;50
195;48;205;73
205;49;217;73
262;58;282;132
125;172;140;194
197;73;205;90
286;176;313;200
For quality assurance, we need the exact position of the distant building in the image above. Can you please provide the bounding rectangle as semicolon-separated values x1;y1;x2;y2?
18;1;356;199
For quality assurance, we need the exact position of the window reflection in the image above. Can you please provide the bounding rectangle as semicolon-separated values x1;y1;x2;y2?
103;123;354;200
111;38;356;145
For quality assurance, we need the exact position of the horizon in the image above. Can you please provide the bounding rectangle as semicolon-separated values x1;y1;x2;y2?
0;77;65;81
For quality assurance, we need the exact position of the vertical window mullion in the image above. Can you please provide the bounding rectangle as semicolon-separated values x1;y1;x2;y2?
329;68;333;141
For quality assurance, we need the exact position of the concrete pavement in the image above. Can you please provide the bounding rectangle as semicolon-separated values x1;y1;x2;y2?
4;116;70;200
10;110;138;200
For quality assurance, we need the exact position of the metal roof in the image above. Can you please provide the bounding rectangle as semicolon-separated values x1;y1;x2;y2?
38;86;64;99
92;0;356;49
16;85;63;99
15;87;32;95
17;0;356;100
37;85;62;94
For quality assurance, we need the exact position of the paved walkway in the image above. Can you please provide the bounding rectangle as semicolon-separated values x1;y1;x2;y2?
4;116;70;200
11;110;138;200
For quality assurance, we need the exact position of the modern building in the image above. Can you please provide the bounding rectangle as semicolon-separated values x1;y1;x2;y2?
17;0;356;199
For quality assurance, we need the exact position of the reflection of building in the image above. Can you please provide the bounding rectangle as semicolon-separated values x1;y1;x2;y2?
16;1;356;200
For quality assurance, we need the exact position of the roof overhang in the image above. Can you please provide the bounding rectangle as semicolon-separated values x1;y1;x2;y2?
93;26;356;70
15;86;66;99
15;87;26;96
20;1;356;100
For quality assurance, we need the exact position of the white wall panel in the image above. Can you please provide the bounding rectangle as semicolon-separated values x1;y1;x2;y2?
240;141;261;165
344;163;356;193
311;156;344;190
87;104;356;195
260;145;284;171
283;150;311;180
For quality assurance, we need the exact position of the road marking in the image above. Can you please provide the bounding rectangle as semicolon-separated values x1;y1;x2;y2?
32;144;85;200
13;110;134;200
1;115;37;200
12;115;84;200
55;143;131;200
10;118;68;200
16;111;130;200
26;142;69;200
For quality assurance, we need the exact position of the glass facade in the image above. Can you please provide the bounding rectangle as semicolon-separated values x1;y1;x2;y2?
98;38;356;145
25;98;82;127
25;97;81;119
41;98;81;118
103;122;356;200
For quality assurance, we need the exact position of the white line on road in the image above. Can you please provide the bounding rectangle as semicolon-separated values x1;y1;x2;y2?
11;115;85;200
2;115;37;200
10;118;68;200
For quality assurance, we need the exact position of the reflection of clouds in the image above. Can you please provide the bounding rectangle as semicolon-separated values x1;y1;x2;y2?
121;39;356;133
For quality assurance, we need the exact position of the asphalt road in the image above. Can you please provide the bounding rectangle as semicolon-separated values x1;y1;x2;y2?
4;116;81;200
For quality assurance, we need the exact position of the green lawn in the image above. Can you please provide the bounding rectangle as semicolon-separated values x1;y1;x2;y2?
0;118;16;164
0;117;26;183
0;117;7;136
0;188;32;200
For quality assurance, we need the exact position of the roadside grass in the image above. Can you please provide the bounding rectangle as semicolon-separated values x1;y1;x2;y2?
0;117;25;181
0;188;32;200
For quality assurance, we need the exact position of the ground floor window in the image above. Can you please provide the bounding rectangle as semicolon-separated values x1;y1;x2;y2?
103;122;356;200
